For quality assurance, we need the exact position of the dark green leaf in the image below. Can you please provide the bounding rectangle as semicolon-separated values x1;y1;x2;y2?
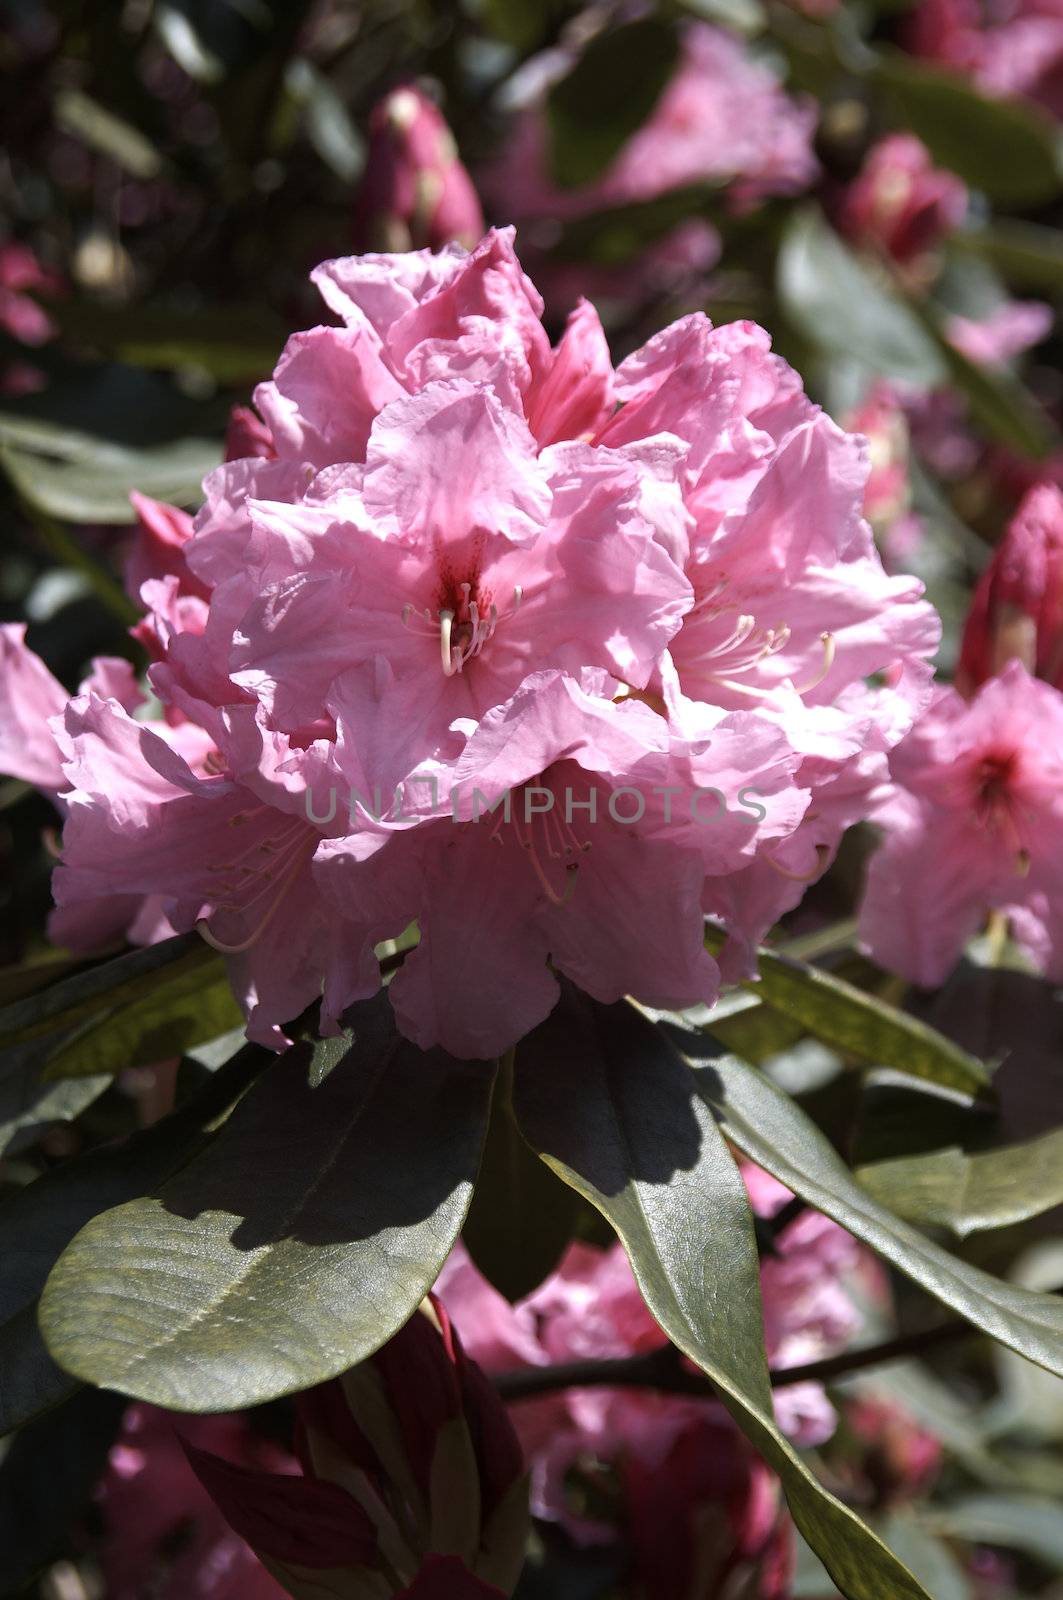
777;208;944;385
0;432;220;522
54;300;286;384
0;1042;269;1434
873;52;1063;206
0;1388;126;1594
53;88;164;179
929;1495;1063;1570
41;961;244;1080
552;183;724;265
735;942;991;1098
547;19;680;189
953;221;1063;296
40;997;494;1410
857;1124;1063;1238
0;932;203;1050
514;989;932;1600
463;1056;604;1301
678;1026;1063;1376
0;1044;110;1157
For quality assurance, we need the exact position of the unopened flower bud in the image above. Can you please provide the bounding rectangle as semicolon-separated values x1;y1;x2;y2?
188;1298;527;1598
841;133;967;279
356;86;484;253
958;483;1063;694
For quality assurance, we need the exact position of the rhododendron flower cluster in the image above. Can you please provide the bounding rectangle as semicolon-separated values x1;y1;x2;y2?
907;0;1063;117
860;482;1063;985
437;1164;866;1595
840;133;967;278
12;228;942;1056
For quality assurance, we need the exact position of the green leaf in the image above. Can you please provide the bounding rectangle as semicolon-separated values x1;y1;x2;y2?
514;989;932;1600
0;1042;269;1434
928;1495;1063;1570
41;960;244;1080
0;431;219;522
735;942;992;1099
462;1055;605;1302
0;1387;126;1592
547;19;680;189
953;221;1063;296
857;1124;1063;1238
678;1026;1063;1376
40;997;494;1410
0;1046;110;1158
53;88;164;179
0;932;204;1050
872;51;1063;206
777;208;945;386
54;300;286;384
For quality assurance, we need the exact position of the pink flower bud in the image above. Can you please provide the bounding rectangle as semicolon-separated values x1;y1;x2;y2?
841;133;967;273
187;1299;527;1598
958;483;1063;693
356;86;484;253
845;1396;943;1505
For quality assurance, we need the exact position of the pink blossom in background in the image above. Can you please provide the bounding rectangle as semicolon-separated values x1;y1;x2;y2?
843;1395;943;1505
858;659;1063;985
438;1164;867;1597
356;85;485;252
840;133;966;285
45;228;939;1054
96;1406;291;1600
906;0;1063;117
844;383;924;570
482;21;817;316
958;482;1063;693
946;299;1053;365
0;239;60;346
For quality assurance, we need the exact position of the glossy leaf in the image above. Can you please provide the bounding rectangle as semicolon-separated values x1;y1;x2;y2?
0;431;219;522
0;931;203;1050
740;943;991;1098
0;1045;110;1158
547;19;680;189
41;960;244;1080
0;1043;269;1435
40;997;494;1410
677;1025;1063;1376
514;989;931;1600
857;1124;1063;1238
777;207;944;386
462;1056;604;1301
929;1495;1063;1570
873;52;1063;206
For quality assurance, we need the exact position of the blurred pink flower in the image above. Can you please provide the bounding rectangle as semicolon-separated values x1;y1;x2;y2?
0;239;61;346
96;1405;291;1600
845;382;923;570
958;482;1063;693
859;659;1063;984
947;299;1053;365
356;85;484;252
840;133;967;274
906;0;1063;117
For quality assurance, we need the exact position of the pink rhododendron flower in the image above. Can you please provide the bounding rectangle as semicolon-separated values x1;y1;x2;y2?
96;1405;291;1600
859;659;1063;985
437;1165;865;1595
840;133;967;277
0;239;60;346
356;85;484;252
958;482;1063;693
906;0;1063;117
48;228;939;1055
